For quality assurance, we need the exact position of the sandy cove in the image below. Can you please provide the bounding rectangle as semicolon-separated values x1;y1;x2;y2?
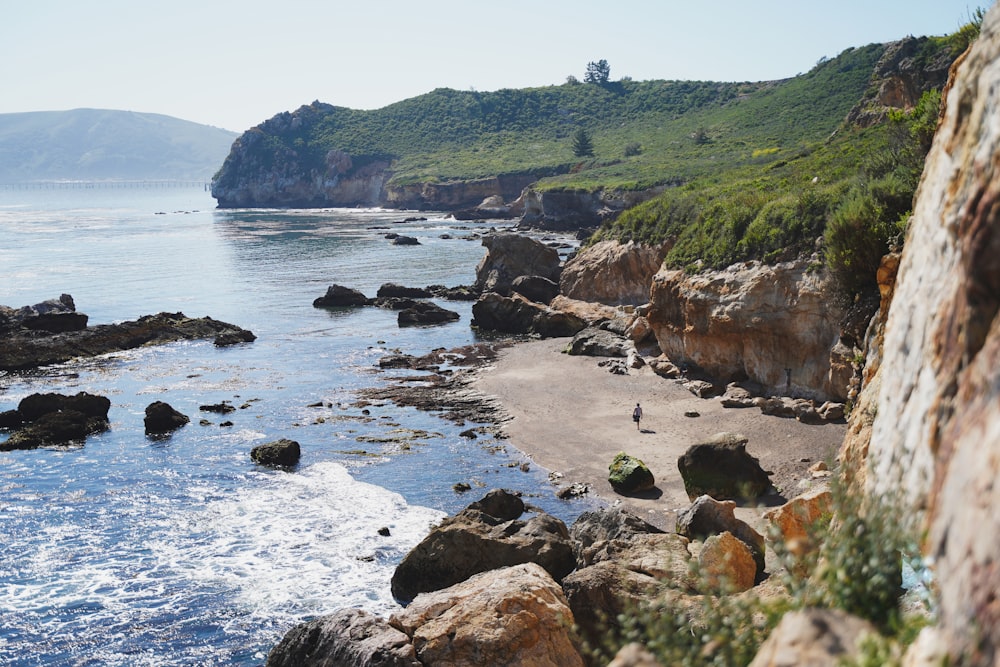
473;338;846;531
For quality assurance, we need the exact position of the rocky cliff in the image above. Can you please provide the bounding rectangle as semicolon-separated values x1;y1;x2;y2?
841;8;1000;664
211;108;392;208
846;35;956;126
519;185;669;231
647;259;853;401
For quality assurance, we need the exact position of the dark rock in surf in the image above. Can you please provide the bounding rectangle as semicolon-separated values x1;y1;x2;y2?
215;329;257;346
251;438;301;467
144;401;190;435
312;284;373;308
0;309;257;372
391;235;421;246
377;283;432;299
397;302;460;326
0;391;111;450
0;294;88;335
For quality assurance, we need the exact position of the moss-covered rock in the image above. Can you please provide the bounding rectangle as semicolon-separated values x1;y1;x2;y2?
608;451;655;494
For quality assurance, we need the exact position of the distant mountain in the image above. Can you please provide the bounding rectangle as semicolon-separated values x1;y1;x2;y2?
0;109;238;182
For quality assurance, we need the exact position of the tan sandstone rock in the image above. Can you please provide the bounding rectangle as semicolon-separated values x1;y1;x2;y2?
763;486;832;546
548;295;621;324
389;562;584;667
559;240;670;306
607;643;665;667
748;608;877;667
647;259;851;401
697;531;757;593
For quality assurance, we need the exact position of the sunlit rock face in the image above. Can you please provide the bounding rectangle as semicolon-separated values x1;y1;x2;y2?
848;7;1000;664
559;240;669;306
646;259;851;402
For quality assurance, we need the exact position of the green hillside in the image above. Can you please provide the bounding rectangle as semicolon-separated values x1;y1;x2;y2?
217;42;883;193
214;24;975;298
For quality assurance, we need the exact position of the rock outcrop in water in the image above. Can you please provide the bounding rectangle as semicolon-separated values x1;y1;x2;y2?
0;298;256;371
0;392;111;450
266;491;765;666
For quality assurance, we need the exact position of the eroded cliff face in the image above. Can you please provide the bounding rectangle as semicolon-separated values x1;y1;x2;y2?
647;259;852;401
211;104;393;208
519;186;668;231
846;35;956;127
843;10;1000;664
384;174;537;211
559;240;670;306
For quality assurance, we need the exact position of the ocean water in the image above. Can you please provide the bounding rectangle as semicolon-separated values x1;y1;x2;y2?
0;186;601;666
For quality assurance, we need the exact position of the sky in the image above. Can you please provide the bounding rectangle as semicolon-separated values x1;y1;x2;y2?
1;0;989;133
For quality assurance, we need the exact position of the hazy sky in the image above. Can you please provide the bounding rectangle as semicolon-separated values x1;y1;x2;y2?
2;0;988;132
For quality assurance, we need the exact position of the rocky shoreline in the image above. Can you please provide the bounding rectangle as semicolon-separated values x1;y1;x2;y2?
0;294;256;372
267;13;1000;665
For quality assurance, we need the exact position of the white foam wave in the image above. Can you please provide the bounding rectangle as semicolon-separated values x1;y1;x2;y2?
149;460;443;617
0;460;443;665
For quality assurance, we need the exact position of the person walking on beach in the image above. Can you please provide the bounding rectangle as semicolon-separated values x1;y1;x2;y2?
632;403;643;431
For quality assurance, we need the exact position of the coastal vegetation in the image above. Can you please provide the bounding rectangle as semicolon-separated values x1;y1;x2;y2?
213;22;972;302
591;476;926;666
214;41;884;193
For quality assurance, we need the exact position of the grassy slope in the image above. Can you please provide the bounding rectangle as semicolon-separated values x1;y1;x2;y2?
226;43;882;194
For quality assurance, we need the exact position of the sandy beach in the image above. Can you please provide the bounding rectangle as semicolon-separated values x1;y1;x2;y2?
474;338;845;530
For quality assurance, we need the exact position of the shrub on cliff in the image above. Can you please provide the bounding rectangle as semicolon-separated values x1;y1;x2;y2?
823;190;905;301
589;469;927;666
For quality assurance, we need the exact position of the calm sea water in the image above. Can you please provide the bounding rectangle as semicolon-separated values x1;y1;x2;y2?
0;186;600;666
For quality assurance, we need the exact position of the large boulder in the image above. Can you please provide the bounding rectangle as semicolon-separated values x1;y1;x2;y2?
0;294;89;333
474;234;561;295
677;432;772;501
511;275;560;304
676;494;765;578
697;531;757;593
559;240;669;306
471;292;587;338
251;438;301;467
313;284;372;307
266;608;420;667
647;259;852;401
569;506;664;566
748;608;877;667
566;326;632;357
389;489;575;604
561;560;670;651
143;401;190;435
608;451;655;494
578;532;694;589
389;563;584;667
